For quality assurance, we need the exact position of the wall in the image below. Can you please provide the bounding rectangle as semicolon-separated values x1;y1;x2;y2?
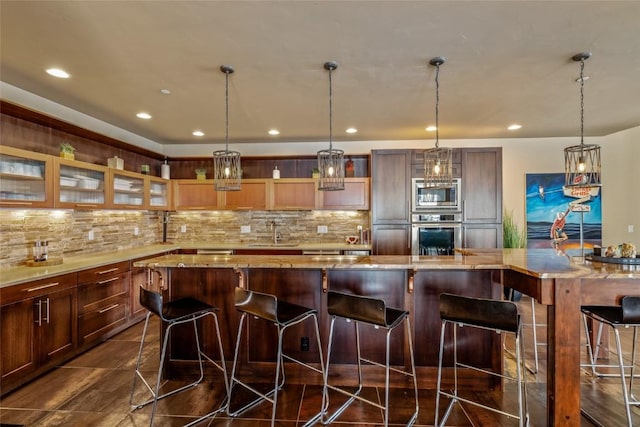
168;210;369;246
0;210;162;267
0;208;369;268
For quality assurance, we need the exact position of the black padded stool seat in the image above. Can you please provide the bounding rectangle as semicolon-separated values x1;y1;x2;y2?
228;287;325;427
130;286;228;427
435;293;528;427
581;296;640;427
439;292;520;333
235;288;317;324
323;291;419;426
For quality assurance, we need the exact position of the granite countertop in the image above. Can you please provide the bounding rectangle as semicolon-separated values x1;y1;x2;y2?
0;241;371;287
134;248;638;280
3;246;637;289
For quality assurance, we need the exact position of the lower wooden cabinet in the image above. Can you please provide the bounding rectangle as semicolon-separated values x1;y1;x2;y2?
0;273;77;394
372;224;411;255
463;223;503;248
77;261;130;346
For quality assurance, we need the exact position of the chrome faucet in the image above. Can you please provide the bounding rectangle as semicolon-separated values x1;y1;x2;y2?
270;221;281;244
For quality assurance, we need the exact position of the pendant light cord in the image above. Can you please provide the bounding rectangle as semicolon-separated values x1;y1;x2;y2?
579;58;585;146
225;70;230;152
328;66;333;151
435;62;441;149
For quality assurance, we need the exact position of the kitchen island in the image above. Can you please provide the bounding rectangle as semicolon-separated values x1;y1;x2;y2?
135;248;640;426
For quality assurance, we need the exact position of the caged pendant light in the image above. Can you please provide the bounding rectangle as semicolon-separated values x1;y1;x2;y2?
317;61;345;191
213;64;242;191
564;52;601;191
423;57;453;188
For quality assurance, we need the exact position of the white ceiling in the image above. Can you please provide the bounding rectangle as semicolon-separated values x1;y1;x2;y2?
1;1;640;149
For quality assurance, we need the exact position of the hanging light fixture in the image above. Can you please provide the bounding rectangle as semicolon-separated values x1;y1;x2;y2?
564;52;601;190
423;56;453;188
213;64;242;191
317;61;345;191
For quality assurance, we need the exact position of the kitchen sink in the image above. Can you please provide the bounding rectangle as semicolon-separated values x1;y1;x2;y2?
247;243;300;248
310;255;363;262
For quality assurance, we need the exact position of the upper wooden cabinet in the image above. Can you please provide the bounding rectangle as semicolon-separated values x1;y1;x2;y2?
108;169;146;209
461;148;502;224
172;179;220;210
371;150;411;224
173;177;369;211
107;171;171;210
271;179;317;210
320;177;369;210
221;179;268;210
0;146;54;208
55;158;108;209
148;176;171;210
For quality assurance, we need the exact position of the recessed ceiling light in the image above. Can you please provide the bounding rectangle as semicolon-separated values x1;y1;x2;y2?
507;124;522;130
425;125;437;132
136;112;152;120
46;68;70;78
192;130;204;137
268;129;280;136
160;89;171;95
345;127;358;134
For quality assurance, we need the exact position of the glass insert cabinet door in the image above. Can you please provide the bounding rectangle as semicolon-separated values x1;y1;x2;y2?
110;170;145;209
0;146;53;207
148;177;169;210
56;160;107;208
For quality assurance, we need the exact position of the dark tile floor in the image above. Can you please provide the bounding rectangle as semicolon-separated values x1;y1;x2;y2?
1;296;637;426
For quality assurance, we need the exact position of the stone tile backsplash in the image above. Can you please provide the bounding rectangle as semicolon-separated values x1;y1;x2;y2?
0;209;370;268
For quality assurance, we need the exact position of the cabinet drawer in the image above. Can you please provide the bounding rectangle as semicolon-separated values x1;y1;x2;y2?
1;273;76;305
79;294;128;344
77;272;128;314
77;261;129;284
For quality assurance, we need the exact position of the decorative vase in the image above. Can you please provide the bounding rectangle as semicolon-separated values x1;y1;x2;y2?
60;152;74;160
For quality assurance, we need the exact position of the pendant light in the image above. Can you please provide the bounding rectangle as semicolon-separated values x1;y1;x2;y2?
317;61;345;191
213;64;242;191
423;56;453;188
564;52;601;191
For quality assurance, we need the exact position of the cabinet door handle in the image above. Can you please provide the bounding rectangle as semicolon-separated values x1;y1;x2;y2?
97;277;119;285
34;300;42;326
97;267;119;275
25;282;59;292
43;298;50;324
99;303;119;314
2;201;33;206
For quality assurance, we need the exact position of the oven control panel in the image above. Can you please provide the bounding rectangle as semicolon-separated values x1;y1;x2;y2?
412;213;462;223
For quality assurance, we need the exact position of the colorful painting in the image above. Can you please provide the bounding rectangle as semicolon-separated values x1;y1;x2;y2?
525;173;602;251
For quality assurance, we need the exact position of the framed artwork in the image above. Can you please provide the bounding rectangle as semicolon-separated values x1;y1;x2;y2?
525;173;602;252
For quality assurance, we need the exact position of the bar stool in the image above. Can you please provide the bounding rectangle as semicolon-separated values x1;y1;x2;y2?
129;286;229;427
435;293;528;427
506;289;546;374
227;287;325;427
323;290;419;426
581;296;640;427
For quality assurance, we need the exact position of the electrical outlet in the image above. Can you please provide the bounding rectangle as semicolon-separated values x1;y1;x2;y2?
88;230;94;241
241;225;251;233
629;225;635;233
300;336;310;351
180;225;187;233
317;225;328;233
133;227;139;236
357;225;363;232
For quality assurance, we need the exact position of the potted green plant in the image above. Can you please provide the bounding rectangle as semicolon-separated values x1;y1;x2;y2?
195;168;207;180
503;209;526;301
60;142;75;160
503;209;527;249
311;167;320;179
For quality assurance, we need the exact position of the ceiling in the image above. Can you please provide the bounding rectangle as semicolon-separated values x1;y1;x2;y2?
1;1;640;149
